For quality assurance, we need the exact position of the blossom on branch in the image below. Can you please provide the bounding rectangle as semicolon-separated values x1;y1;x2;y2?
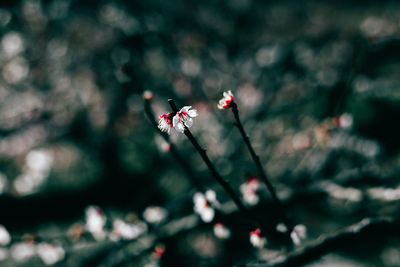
158;106;198;134
217;90;235;109
158;112;175;134
172;106;198;133
240;177;261;205
250;228;267;248
193;190;219;223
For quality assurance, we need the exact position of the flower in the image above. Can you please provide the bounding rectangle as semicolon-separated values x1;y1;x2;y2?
250;228;267;248
193;190;219;223
217;90;235;109
85;206;107;241
158;112;175;134
240;177;261;205
276;223;288;233
0;225;11;246
213;223;231;239
290;224;307;246
109;219;147;241
143;206;168;224
172;106;198;133
37;243;65;265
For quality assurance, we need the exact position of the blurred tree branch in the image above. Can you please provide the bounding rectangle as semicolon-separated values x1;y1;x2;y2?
239;217;399;267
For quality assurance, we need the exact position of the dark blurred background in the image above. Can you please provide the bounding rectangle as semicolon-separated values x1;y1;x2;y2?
0;0;400;266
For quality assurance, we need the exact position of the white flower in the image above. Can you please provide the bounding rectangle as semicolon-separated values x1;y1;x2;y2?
109;219;147;241
213;223;231;239
276;223;288;233
172;106;198;133
36;243;65;265
240;177;261;205
85;206;107;241
250;228;266;248
193;190;219;223
217;90;235;109
290;224;307;246
0;225;11;246
158;112;174;134
143;206;168;224
10;242;35;263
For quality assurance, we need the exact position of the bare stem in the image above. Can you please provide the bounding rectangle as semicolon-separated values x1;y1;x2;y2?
231;103;292;230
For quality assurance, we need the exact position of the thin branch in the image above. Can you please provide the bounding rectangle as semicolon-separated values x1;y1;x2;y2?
239;217;399;267
231;103;291;230
144;96;205;192
168;99;250;218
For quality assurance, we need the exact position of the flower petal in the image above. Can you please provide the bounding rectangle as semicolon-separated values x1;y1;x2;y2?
180;106;191;113
184;117;193;128
187;109;198;117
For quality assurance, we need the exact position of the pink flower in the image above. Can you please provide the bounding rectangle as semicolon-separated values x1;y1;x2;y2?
217;90;235;109
172;106;198;133
250;228;267;248
158;112;175;134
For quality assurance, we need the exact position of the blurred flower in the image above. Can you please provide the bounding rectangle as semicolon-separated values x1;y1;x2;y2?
213;223;231;239
109;219;147;241
250;228;266;248
36;243;65;265
158;112;174;134
217;90;235;110
152;244;166;260
290;224;307;246
143;206;168;225
333;113;353;129
10;242;35;263
240;177;260;205
276;223;288;233
172;106;198;133
0;225;10;246
193;190;219;223
85;206;107;241
143;90;154;101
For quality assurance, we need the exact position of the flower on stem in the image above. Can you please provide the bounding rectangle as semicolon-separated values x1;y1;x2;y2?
217;90;235;109
158;112;175;134
172;106;198;133
193;190;219;223
240;177;261;205
250;228;267;248
158;106;198;134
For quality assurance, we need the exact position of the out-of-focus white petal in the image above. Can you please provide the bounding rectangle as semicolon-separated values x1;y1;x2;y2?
187;109;198;117
214;223;231;239
199;207;214;223
37;243;65;265
0;225;10;246
143;206;168;224
180;106;191;112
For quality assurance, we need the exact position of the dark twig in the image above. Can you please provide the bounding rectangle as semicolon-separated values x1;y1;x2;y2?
239;217;399;267
168;99;249;217
143;96;205;192
231;103;292;230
